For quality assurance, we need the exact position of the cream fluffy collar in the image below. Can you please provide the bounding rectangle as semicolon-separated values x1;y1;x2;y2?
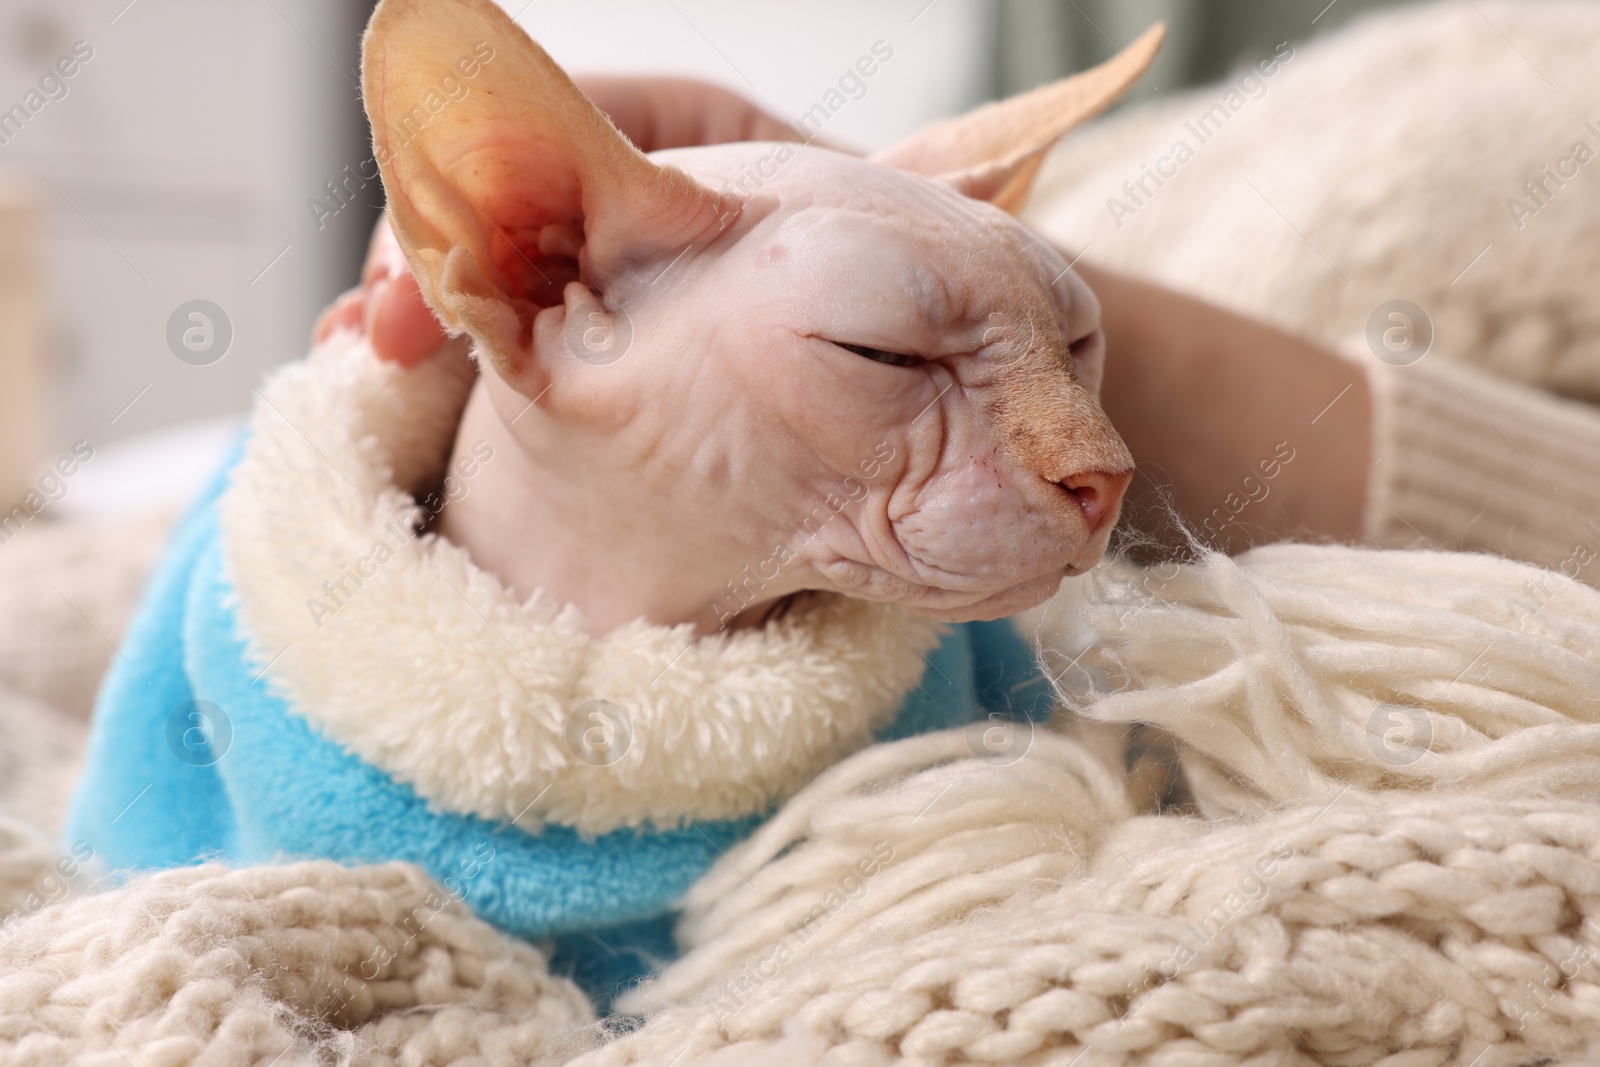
217;334;945;836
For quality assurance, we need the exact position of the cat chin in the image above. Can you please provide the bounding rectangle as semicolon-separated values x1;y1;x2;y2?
895;573;1068;623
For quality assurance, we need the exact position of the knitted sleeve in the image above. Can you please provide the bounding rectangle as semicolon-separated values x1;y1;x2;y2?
1358;350;1600;576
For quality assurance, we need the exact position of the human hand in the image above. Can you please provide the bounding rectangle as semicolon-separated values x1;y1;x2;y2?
313;214;443;367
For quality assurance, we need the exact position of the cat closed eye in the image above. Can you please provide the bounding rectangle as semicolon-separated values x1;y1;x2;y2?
835;342;923;367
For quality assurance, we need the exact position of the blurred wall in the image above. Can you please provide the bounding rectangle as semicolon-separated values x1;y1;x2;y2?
996;0;1423;103
509;0;997;154
0;0;374;462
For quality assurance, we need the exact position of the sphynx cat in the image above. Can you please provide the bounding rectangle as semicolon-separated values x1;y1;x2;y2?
366;0;1160;636
68;0;1163;1009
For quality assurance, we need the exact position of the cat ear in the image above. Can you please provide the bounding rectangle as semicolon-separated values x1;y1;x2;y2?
361;0;737;386
873;24;1164;215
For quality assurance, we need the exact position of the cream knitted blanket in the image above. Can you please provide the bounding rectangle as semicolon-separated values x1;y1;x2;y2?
6;2;1600;1064
6;543;1600;1065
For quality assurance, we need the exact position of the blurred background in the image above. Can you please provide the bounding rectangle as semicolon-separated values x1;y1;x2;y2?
0;0;1423;523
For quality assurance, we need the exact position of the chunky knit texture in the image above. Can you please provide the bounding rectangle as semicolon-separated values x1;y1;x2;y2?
577;544;1600;1067
0;513;171;725
0;852;598;1066
0;686;84;842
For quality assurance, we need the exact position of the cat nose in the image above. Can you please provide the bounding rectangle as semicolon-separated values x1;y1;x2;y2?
1058;468;1132;535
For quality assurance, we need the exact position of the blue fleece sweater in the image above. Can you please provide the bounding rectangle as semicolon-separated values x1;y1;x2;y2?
67;442;1052;1007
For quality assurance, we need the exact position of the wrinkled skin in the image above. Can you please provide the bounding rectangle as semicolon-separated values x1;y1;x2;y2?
440;146;1131;634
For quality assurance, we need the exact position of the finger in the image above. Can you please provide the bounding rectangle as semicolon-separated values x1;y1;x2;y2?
363;212;413;286
314;288;367;343
571;75;830;153
368;269;448;367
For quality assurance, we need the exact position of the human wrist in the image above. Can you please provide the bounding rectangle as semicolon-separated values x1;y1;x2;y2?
1082;261;1370;552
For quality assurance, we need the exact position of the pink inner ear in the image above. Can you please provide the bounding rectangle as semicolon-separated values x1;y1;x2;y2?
364;0;740;378
450;144;586;310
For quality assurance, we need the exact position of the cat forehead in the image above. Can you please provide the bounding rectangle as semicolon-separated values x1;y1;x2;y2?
661;143;1071;310
663;143;1035;247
